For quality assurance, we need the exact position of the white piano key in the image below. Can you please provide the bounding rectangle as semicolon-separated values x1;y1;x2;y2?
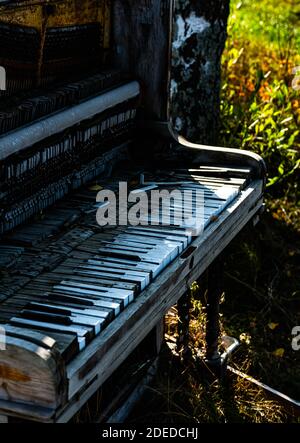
10;317;88;344
65;281;135;301
28;302;110;320
100;241;152;252
67;314;105;335
87;257;154;273
127;225;192;238
25;308;104;335
87;256;157;275
98;246;158;263
113;233;186;250
55;282;134;306
125;227;191;248
49;292;121;316
104;239;181;260
98;244;176;269
84;261;151;281
78;264;150;290
77;267;162;286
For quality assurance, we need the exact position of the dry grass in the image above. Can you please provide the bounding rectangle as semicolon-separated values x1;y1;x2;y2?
129;285;299;423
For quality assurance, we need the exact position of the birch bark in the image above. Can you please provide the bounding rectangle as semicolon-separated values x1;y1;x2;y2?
171;0;230;144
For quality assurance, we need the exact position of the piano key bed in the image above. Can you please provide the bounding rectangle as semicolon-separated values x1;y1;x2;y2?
0;164;264;422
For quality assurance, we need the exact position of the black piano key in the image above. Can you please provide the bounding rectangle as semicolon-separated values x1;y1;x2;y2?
27;301;110;322
77;266;148;290
20;309;72;327
26;302;72;317
47;292;122;316
26;302;107;333
55;281;134;306
37;269;138;294
21;307;104;335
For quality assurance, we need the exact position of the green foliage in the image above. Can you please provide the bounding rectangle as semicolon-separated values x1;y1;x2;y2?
220;0;300;192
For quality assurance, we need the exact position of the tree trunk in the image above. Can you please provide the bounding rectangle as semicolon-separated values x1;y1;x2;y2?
171;0;230;144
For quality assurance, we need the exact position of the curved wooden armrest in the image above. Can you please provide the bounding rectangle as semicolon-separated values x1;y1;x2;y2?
145;120;267;187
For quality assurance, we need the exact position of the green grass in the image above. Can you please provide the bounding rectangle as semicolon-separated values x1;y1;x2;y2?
229;0;300;50
221;0;300;192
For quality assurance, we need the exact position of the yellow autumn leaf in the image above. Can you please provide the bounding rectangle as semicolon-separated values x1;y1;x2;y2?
273;348;285;358
268;322;279;330
89;185;103;191
239;333;251;345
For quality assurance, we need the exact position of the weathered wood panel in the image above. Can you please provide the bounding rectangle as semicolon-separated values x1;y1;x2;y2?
112;0;173;119
0;333;66;410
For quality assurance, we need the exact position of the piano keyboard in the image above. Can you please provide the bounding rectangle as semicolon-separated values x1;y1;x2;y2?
0;166;250;362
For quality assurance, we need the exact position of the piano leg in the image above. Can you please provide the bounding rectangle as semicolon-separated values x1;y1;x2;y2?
177;290;192;360
155;319;165;355
205;255;224;376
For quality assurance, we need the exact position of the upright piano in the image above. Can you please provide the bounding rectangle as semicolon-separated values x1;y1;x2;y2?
0;0;266;422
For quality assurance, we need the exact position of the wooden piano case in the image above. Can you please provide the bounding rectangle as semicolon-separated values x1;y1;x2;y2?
0;0;266;422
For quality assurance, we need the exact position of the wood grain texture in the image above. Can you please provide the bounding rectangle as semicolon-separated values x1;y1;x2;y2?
112;0;173;119
0;333;67;410
0;399;54;422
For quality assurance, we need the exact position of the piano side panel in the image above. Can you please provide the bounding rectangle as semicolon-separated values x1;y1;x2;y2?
112;0;173;120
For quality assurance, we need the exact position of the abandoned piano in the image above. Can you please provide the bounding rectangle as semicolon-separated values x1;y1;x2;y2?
0;0;266;423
